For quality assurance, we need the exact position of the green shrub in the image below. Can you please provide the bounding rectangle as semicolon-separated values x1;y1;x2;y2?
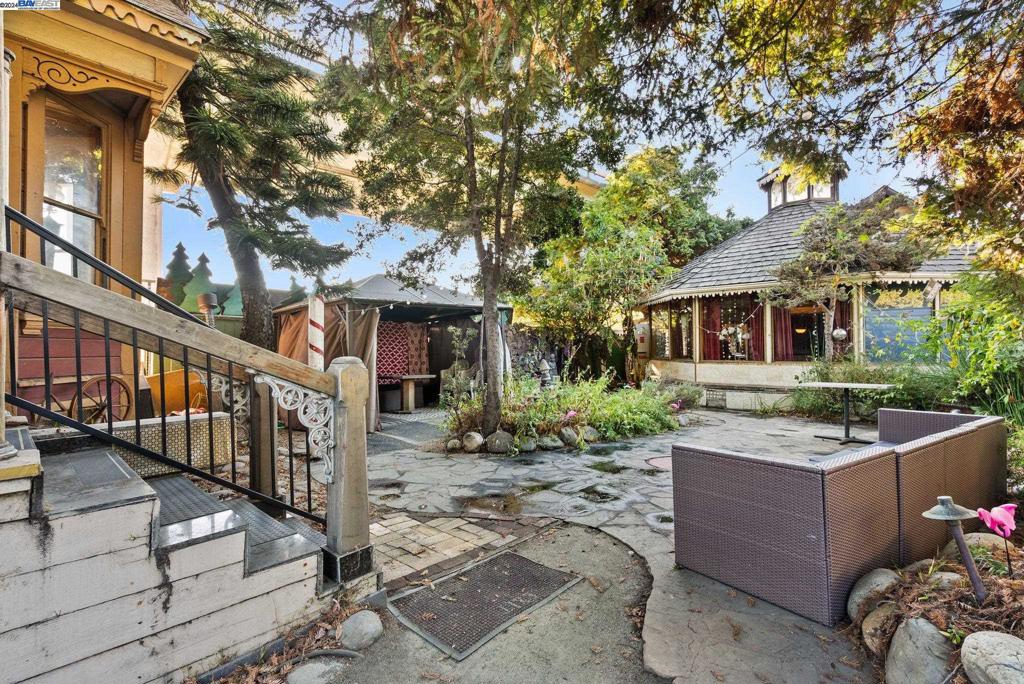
661;381;703;410
790;360;957;421
443;374;677;441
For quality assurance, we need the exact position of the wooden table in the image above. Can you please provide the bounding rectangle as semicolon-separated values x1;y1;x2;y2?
799;381;895;445
399;374;436;413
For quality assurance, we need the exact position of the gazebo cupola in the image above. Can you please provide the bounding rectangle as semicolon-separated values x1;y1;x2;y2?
757;169;840;211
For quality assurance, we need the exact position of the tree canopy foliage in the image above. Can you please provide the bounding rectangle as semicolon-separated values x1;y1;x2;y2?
583;0;1022;269
516;148;740;377
321;0;622;431
154;0;354;348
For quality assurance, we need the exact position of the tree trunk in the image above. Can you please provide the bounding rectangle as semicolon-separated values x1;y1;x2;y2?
823;305;836;361
480;262;503;435
177;82;275;350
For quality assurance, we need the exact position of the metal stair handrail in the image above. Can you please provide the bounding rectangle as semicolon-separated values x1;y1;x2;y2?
4;205;206;325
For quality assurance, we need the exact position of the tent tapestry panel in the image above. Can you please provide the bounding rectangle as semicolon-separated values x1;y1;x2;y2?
408;324;429;375
377;321;410;381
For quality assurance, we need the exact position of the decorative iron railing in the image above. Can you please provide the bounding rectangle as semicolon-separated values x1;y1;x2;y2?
2;248;336;525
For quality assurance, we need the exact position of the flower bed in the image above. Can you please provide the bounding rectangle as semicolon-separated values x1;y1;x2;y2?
443;375;698;448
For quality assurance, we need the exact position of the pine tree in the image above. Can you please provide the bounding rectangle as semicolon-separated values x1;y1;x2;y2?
221;283;243;317
164;242;193;305
153;0;354;349
181;253;216;313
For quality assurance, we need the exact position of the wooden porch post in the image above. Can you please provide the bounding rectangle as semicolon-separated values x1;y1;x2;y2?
764;302;774;364
0;39;16;461
323;356;373;584
248;380;277;497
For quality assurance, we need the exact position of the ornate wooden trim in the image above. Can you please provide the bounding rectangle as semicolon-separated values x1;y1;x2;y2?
22;45;161;98
84;0;206;48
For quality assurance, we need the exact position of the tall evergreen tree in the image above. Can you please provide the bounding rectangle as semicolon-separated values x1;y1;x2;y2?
164;242;193;305
153;0;354;349
181;252;215;313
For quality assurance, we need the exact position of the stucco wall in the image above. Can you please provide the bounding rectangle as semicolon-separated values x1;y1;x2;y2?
649;359;813;388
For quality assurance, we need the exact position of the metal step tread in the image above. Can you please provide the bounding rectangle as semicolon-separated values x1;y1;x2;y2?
281;516;327;547
41;447;155;519
149;475;229;526
228;499;321;574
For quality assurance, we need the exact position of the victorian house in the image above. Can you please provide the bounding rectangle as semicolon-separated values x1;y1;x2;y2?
641;171;973;410
0;4;376;682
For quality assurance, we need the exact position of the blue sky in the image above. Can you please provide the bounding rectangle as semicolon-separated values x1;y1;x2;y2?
160;149;916;293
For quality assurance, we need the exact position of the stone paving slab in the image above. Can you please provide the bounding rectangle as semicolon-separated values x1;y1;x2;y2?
361;409;873;681
370;511;556;591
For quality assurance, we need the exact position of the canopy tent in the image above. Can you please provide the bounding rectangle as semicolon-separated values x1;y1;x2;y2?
275;274;512;432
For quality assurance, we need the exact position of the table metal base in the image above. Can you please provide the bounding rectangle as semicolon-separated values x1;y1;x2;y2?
813;433;874;446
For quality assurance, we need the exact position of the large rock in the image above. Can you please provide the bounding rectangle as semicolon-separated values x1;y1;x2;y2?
519;437;537;453
847;568;900;621
339;610;384;651
287;660;343;684
558;426;580;448
446;438;462;452
538;435;564;450
862;604;898;656
902;558;938;576
462;432;484;454
942;533;1017;560
961;631;1024;684
579;425;602;443
885;618;952;684
485;430;513;454
928;571;963;590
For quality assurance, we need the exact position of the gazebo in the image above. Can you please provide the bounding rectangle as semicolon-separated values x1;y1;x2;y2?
641;173;974;410
274;274;512;431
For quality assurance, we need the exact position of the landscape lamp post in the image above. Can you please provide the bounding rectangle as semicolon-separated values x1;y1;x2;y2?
922;496;987;603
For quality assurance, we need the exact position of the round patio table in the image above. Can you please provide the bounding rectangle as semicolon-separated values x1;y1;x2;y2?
799;381;895;445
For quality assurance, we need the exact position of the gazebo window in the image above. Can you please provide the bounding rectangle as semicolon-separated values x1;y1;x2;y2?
701;294;764;361
651;304;670;360
811;182;833;200
669;299;693;360
864;285;933;361
785;176;807;202
769;181;784;209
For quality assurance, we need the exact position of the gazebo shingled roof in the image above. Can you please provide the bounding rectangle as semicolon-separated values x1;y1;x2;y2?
646;190;975;304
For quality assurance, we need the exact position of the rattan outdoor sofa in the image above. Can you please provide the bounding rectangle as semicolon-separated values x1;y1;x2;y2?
671;409;1006;625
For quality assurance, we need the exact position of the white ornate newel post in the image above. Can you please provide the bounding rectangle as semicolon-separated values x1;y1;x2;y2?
0;29;18;462
323;356;373;585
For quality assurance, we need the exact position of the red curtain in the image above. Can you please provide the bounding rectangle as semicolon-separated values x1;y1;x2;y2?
749;297;765;361
772;306;794;361
701;299;721;361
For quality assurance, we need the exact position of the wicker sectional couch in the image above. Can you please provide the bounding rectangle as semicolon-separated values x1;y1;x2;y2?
671;409;1006;625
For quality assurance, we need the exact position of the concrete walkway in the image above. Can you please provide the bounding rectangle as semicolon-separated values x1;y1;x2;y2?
326;410;874;682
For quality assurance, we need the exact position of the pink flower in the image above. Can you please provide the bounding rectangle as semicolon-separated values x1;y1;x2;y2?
564;410;577;420
977;504;1017;539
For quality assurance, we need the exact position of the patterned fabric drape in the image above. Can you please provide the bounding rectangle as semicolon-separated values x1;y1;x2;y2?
407;324;430;375
701;299;722;361
772;306;795;361
376;321;410;381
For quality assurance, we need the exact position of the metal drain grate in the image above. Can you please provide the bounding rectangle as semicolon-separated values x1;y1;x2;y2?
389;552;580;660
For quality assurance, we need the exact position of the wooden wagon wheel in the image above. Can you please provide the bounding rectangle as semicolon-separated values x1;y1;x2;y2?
69;376;133;425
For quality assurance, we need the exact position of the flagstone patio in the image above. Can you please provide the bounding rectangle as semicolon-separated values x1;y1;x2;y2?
327;409;876;682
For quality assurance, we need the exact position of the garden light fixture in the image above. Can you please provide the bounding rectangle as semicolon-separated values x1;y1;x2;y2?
923;496;987;603
196;293;218;327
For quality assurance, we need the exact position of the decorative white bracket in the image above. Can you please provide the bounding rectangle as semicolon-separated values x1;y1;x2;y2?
252;374;336;483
